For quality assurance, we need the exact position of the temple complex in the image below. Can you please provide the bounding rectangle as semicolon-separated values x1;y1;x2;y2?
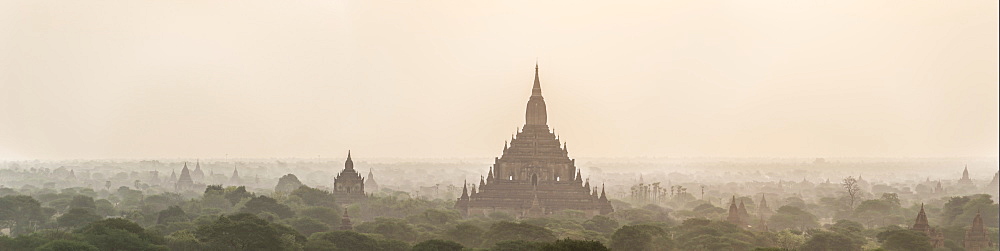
333;151;368;204
455;64;614;217
911;203;944;248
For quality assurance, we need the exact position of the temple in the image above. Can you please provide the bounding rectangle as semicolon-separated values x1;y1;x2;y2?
192;161;205;182
958;165;974;186
333;151;368;204
726;196;744;227
455;64;614;217
229;165;241;185
175;162;195;191
963;210;994;251
911;203;944;248
366;169;380;193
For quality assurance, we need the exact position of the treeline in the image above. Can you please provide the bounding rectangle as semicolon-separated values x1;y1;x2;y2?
1;176;998;251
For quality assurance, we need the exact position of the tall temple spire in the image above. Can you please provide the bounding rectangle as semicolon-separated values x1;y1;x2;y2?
345;150;354;170
525;63;547;125
532;62;541;96
460;181;469;200
913;203;930;231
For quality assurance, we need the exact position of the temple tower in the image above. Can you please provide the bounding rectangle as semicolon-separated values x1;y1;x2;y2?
229;164;241;185
959;165;974;186
963;210;994;251
727;196;744;227
911;204;944;248
333;151;367;204
340;210;353;230
366;169;380;193
175;162;195;191
455;64;613;217
192;160;205;182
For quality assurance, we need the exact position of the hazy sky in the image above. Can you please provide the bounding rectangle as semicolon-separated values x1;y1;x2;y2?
1;1;997;160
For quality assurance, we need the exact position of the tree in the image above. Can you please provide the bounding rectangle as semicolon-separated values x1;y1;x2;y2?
491;240;543;251
878;230;932;251
290;186;338;208
375;237;410;251
445;223;485;248
241;196;294;219
583;215;620;234
942;194;999;227
0;195;49;236
768;206;819;231
412;239;464;251
195;213;288;251
287;217;329;237
354;217;418;242
482;221;557;247
308;231;379;251
77;218;167;251
156;206;187;225
842;176;862;209
541;238;610;251
224;186;254;206
57;208;102;229
68;195;97;212
275;174;304;194
800;231;860;251
408;209;460;226
299;206;341;227
610;224;670;251
36;240;99;251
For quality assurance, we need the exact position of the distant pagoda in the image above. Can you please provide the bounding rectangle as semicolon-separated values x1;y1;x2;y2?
455;64;613;217
191;160;205;182
726;196;744;227
229;164;241;185
366;169;379;193
175;162;195;191
333;151;367;204
958;165;974;186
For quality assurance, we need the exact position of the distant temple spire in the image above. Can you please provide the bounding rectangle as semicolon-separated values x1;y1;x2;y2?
727;196;743;227
958;165;974;185
176;162;195;191
229;164;241;185
757;194;772;217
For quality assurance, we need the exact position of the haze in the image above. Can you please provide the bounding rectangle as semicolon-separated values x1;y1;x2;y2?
1;0;997;160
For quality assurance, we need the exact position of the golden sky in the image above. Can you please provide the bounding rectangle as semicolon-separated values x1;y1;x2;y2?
1;0;997;159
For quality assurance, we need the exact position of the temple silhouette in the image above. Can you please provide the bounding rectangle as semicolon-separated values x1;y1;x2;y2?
455;64;614;217
333;151;368;204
